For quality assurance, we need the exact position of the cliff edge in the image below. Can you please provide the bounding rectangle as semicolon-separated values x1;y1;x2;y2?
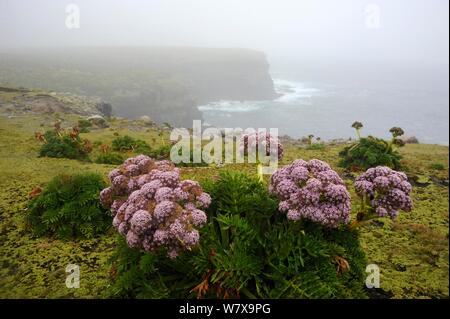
0;47;277;127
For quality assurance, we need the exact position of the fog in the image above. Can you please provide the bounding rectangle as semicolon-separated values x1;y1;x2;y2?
0;0;448;143
0;0;448;68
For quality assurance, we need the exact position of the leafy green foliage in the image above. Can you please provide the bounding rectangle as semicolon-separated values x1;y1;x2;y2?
174;148;209;167
307;143;326;151
26;173;112;240
146;144;171;160
108;170;367;299
78;119;92;133
95;153;124;165
39;130;91;160
146;143;209;167
429;163;445;171
111;135;151;154
339;137;402;171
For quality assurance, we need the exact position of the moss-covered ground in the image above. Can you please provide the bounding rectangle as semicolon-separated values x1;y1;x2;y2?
0;114;448;298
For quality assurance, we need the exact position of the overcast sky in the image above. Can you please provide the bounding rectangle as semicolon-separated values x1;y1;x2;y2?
0;0;448;67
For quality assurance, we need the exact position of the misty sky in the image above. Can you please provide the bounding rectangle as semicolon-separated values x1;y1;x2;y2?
0;0;448;68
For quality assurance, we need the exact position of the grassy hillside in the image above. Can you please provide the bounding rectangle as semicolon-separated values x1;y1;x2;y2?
0;113;448;298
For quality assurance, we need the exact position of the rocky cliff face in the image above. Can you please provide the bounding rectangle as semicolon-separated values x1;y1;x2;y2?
0;47;277;127
137;47;278;103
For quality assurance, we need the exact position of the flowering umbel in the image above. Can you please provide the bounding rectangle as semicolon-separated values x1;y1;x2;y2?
239;132;284;161
100;155;211;258
354;166;412;219
269;159;351;228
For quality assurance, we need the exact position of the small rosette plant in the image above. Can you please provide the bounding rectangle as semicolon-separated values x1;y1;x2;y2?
269;159;351;228
353;166;413;223
339;124;405;171
100;155;211;258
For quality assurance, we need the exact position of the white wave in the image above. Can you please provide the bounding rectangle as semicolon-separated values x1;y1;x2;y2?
273;78;320;103
197;100;266;113
196;79;320;113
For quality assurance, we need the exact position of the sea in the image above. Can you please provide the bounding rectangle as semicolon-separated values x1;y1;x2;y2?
197;62;449;145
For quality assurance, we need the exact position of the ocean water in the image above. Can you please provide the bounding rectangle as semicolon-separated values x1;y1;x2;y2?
197;68;449;145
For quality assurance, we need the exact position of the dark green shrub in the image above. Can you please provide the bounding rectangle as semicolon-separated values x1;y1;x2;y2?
39;130;91;160
95;153;124;165
174;147;209;167
111;135;136;151
146;144;208;167
307;143;326;151
339;137;402;171
133;141;152;155
78;119;92;133
112;135;151;154
26;173;111;239
108;171;367;298
429;163;445;171
147;144;171;160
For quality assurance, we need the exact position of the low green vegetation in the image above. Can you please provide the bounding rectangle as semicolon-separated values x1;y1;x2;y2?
94;153;124;165
111;135;151;154
429;163;445;171
146;144;171;160
0;114;448;299
307;143;326;151
77;119;92;133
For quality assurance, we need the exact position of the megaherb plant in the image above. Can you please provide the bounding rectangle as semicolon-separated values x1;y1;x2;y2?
100;155;211;258
102;155;413;298
239;132;283;181
269;159;351;227
26;173;111;239
351;166;413;227
36;124;93;160
111;135;151;154
339;123;405;171
104;156;379;299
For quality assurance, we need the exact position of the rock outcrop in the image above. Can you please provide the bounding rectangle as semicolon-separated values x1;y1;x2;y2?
0;87;112;118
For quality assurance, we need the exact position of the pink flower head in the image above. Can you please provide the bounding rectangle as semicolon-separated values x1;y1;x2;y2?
270;159;351;228
355;166;413;218
239;132;284;161
100;156;211;258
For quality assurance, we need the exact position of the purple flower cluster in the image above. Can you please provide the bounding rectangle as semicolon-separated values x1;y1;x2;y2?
269;159;351;228
100;155;210;258
354;166;413;218
239;132;284;161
